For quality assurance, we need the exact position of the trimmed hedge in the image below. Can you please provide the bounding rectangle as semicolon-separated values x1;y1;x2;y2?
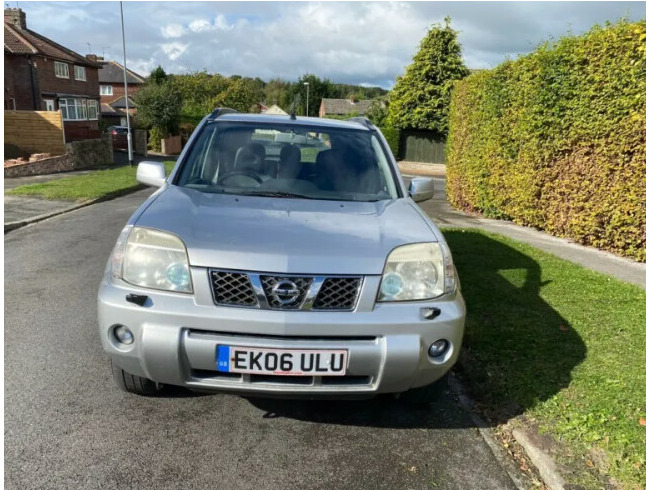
447;21;646;261
379;126;400;159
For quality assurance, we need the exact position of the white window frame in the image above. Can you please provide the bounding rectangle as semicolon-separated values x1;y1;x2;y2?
74;65;86;81
54;61;69;78
87;100;98;120
100;85;113;96
59;98;88;121
44;99;55;111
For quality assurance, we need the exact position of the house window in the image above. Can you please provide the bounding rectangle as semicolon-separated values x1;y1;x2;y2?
87;100;98;120
44;99;55;111
74;66;86;81
59;98;88;120
100;85;113;96
54;61;69;78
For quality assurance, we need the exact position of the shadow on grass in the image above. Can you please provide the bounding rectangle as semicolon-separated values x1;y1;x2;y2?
444;229;587;423
243;230;586;429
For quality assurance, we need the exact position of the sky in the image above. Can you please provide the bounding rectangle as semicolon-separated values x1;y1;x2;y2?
14;1;647;88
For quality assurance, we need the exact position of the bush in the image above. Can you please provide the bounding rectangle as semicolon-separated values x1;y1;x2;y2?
379;126;400;159
148;127;164;153
446;20;646;261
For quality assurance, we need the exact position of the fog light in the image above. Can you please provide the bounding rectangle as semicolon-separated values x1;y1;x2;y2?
428;339;449;358
114;325;134;345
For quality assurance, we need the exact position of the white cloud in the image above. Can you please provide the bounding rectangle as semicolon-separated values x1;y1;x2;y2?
161;23;185;39
161;42;189;61
19;1;647;88
188;19;211;33
188;15;233;33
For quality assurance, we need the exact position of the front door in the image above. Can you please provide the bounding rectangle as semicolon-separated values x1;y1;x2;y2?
44;99;55;111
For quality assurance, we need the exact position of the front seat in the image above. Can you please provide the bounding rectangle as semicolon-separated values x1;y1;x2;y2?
234;143;269;180
278;145;302;179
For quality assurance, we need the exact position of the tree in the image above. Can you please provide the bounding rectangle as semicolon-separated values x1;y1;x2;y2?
134;79;181;135
149;65;168;85
284;74;334;116
365;96;389;126
210;77;264;113
387;17;469;136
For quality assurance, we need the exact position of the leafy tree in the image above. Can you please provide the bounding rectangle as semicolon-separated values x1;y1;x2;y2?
365;96;389;126
286;74;333;116
210;77;264;113
149;65;168;85
134;78;181;135
388;17;469;135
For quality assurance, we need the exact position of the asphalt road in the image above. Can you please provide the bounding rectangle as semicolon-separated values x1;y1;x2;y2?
5;189;518;490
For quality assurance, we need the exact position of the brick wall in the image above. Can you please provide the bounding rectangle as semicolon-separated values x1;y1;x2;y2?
4;154;74;177
36;57;100;103
4;110;65;156
100;82;141;105
66;136;113;168
4;136;113;177
4;54;37;110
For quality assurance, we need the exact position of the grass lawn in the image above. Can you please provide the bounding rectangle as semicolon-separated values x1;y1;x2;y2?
7;161;177;202
443;228;645;489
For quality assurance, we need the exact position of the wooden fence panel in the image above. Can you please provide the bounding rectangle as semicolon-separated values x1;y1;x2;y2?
399;130;446;164
4;110;65;157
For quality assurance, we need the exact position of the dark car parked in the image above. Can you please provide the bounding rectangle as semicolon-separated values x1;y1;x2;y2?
107;125;131;150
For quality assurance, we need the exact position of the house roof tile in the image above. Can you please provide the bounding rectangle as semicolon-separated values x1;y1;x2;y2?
98;60;145;84
4;21;100;67
321;98;373;116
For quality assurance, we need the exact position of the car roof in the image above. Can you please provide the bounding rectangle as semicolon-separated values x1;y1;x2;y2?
211;113;372;131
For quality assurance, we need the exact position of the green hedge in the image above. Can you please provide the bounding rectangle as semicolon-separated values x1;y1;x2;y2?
379;126;400;159
447;21;646;261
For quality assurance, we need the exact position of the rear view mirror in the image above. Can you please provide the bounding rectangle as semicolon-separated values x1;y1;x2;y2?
409;177;434;202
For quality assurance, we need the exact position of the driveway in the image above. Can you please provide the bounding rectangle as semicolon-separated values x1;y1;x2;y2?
4;190;519;489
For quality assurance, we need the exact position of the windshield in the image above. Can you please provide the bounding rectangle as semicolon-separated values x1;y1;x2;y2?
174;120;400;202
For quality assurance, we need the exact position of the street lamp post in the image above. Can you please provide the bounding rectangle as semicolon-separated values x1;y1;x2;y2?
120;1;133;167
303;82;309;117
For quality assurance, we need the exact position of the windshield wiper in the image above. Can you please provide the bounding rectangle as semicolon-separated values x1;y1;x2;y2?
242;191;318;199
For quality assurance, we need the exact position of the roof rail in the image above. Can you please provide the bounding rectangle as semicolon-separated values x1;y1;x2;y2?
348;117;375;130
209;107;238;119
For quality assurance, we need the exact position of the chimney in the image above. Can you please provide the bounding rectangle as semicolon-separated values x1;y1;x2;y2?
5;8;26;30
86;54;104;62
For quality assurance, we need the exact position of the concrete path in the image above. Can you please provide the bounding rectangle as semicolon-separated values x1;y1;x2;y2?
416;176;645;289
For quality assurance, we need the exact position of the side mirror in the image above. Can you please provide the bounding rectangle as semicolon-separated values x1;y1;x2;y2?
136;161;166;188
409;177;434;202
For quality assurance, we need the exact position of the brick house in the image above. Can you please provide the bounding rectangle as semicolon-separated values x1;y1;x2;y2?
4;8;102;141
319;97;374;118
96;58;145;126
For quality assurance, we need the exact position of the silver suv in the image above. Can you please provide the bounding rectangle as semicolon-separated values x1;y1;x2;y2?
98;109;466;401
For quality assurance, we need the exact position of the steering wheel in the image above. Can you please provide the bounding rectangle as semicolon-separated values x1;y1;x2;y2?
218;170;263;185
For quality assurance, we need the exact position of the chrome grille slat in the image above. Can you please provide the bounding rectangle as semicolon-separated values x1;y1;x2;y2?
210;271;258;307
313;277;362;311
208;269;362;311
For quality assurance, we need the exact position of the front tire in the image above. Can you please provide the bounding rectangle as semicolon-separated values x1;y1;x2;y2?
111;360;162;396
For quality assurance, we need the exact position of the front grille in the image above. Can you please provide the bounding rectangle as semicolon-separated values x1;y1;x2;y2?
260;275;313;310
210;271;257;307
313;277;361;311
208;269;362;311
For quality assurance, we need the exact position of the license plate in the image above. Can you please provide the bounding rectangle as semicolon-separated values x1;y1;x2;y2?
216;345;348;376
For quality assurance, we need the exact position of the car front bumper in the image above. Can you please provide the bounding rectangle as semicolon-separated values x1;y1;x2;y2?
98;268;466;397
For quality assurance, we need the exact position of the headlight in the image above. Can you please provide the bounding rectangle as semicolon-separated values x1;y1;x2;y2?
378;242;456;301
110;226;193;293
